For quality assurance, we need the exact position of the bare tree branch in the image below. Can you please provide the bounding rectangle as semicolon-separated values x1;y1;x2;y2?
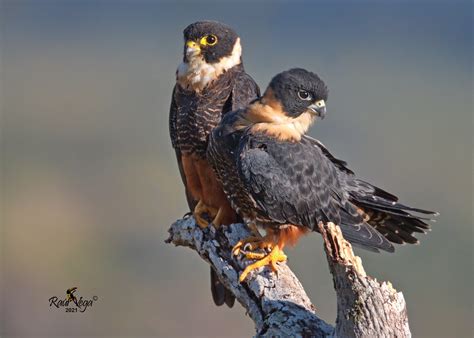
166;217;411;337
317;222;411;338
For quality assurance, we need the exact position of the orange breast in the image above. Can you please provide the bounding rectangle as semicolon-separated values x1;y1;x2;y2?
181;153;237;225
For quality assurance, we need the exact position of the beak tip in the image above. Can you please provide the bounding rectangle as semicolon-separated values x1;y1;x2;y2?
309;100;326;119
319;107;327;119
309;106;326;119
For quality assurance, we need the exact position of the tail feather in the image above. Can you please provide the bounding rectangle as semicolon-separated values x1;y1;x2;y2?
338;221;395;252
357;200;435;221
337;201;395;252
345;178;438;248
382;222;419;244
383;232;405;244
310;136;437;251
356;196;438;217
210;267;235;307
384;216;428;234
356;179;399;201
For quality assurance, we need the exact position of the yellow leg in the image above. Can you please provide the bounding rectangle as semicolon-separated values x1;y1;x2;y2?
239;244;287;282
194;200;217;229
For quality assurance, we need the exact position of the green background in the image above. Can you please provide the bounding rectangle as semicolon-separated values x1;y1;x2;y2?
1;0;472;337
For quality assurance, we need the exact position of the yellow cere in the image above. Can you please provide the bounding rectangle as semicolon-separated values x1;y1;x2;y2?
186;40;199;49
315;100;325;107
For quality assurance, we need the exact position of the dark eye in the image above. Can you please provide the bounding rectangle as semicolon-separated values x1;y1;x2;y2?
207;35;216;43
298;90;312;101
200;35;218;46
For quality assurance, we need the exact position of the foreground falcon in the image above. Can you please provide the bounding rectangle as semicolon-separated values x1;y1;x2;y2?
169;21;260;305
208;68;437;281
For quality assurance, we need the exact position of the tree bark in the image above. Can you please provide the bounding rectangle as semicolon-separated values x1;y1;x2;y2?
166;217;411;337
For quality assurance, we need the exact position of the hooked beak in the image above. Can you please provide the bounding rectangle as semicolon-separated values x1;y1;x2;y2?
185;40;201;56
308;100;326;119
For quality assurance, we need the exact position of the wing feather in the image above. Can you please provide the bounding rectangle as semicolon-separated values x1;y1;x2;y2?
303;135;437;247
230;71;261;111
169;85;197;210
237;134;394;251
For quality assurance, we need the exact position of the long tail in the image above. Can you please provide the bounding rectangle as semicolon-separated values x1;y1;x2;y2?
309;136;437;251
345;178;438;248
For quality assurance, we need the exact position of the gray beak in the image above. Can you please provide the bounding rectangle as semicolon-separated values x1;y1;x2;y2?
309;100;326;119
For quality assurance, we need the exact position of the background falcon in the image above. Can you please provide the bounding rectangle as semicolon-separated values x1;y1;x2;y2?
208;68;438;281
169;21;260;305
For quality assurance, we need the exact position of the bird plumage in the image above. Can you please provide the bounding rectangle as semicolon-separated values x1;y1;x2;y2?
208;69;437;279
169;21;260;306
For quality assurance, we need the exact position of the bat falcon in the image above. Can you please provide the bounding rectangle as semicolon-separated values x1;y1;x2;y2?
208;68;438;282
169;21;260;305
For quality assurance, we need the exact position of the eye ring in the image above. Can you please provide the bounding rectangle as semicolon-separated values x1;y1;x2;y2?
200;34;218;46
298;90;312;101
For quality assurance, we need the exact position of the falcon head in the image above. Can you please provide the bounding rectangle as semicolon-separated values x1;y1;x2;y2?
182;21;241;65
267;68;328;119
177;21;242;91
237;69;328;142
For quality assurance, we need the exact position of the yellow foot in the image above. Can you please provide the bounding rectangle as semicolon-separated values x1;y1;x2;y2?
194;200;217;229
239;245;287;282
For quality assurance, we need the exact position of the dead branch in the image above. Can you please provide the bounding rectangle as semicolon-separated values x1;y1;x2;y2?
166;217;411;337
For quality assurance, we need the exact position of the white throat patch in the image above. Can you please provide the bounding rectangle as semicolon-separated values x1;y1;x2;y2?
176;38;242;92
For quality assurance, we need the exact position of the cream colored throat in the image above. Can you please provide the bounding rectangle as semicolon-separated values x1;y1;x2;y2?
239;101;316;142
176;38;242;92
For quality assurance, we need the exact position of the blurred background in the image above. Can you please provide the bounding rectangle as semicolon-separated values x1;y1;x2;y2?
0;0;472;337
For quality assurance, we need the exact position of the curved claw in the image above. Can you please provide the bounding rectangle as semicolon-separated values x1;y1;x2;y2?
211;207;224;229
183;211;193;218
194;213;210;228
193;200;217;229
232;236;263;256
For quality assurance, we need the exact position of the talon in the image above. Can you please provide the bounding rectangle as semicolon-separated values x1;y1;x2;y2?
193;200;217;229
239;244;287;282
194;212;210;229
270;259;280;272
211;207;223;229
232;236;262;256
243;243;253;251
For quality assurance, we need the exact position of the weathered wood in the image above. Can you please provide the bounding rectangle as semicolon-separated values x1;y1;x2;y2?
318;222;411;338
166;217;411;337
